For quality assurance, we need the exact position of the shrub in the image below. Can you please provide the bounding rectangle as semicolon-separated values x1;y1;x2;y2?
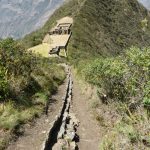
117;123;140;143
0;38;34;77
81;47;150;103
0;38;65;132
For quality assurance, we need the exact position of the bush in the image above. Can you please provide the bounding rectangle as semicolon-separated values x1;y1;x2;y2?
0;38;34;77
81;47;150;103
0;38;65;132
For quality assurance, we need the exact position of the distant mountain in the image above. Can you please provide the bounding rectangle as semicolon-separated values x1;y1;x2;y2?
0;0;65;39
139;0;150;10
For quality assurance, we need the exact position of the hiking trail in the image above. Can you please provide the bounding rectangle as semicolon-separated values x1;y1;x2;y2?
6;66;100;150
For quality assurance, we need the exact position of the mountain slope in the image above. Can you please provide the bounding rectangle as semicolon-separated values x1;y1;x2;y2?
0;0;149;39
0;0;65;39
69;0;150;61
22;0;150;62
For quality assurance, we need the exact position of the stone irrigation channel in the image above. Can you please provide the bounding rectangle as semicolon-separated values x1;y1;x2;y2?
41;68;79;150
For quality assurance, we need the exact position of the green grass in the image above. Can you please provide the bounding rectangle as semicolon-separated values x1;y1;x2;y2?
0;101;44;150
0;102;41;130
0;61;65;130
0;134;10;150
99;106;149;150
117;123;140;143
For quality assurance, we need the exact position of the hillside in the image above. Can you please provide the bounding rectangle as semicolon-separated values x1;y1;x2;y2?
69;0;150;61
21;0;83;48
22;0;150;61
0;0;149;39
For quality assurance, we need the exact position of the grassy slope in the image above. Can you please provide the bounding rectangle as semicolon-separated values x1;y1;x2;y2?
21;0;150;62
69;0;150;62
70;0;150;149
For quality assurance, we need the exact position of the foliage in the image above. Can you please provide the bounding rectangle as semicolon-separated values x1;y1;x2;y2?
81;47;150;103
0;38;34;77
0;66;8;102
1;0;150;148
0;38;65;132
0;38;33;103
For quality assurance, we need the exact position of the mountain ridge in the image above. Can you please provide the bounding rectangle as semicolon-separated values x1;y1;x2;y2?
21;0;150;59
0;0;149;39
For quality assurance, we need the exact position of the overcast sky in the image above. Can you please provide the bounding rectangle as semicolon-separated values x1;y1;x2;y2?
138;0;150;9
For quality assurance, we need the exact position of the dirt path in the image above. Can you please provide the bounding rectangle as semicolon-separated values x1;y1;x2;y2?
6;78;68;150
72;73;101;150
6;68;101;150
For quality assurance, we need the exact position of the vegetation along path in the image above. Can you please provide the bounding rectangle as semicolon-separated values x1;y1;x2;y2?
5;66;100;150
6;65;69;150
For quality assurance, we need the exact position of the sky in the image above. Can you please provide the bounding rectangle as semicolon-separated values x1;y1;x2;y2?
138;0;150;9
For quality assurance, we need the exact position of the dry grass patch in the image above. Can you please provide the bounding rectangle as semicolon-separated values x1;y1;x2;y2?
28;43;51;57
